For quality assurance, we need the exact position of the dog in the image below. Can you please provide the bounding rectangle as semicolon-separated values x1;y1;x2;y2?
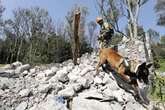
96;48;152;103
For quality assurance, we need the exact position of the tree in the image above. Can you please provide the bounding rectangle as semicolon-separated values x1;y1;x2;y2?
65;5;91;65
72;10;81;65
87;21;97;48
0;0;7;63
122;0;148;39
96;0;148;40
160;35;165;45
96;0;126;37
14;7;54;63
2;7;56;64
155;0;165;26
147;29;160;44
0;0;4;34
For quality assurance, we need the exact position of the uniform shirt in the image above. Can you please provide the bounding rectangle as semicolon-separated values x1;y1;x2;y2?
101;22;112;31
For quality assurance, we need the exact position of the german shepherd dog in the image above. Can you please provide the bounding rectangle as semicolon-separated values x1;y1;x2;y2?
96;48;152;104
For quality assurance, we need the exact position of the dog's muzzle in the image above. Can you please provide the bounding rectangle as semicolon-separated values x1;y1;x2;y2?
137;79;149;90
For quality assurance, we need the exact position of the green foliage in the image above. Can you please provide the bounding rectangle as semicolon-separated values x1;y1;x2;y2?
151;44;160;69
149;72;165;101
111;33;122;46
158;58;165;72
151;43;165;70
160;36;165;45
80;37;93;55
155;0;165;26
148;28;160;44
155;44;165;59
125;25;145;40
0;6;92;64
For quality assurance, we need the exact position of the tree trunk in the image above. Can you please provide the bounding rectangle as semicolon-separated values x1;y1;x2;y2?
16;38;23;61
10;39;18;63
133;21;137;39
128;22;133;39
126;0;139;39
72;10;81;65
29;43;33;64
145;32;154;69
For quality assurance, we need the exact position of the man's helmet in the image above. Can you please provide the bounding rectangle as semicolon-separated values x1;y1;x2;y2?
96;17;103;23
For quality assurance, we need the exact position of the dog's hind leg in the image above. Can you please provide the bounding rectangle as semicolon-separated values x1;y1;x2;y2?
117;64;130;82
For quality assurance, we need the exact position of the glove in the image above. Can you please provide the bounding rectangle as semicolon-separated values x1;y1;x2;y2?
98;35;104;41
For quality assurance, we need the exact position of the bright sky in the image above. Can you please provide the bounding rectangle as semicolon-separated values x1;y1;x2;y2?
2;0;164;36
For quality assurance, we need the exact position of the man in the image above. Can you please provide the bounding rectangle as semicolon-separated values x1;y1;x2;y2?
95;17;115;75
96;17;114;48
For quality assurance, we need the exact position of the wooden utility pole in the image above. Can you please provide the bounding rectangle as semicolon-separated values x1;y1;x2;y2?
72;10;81;65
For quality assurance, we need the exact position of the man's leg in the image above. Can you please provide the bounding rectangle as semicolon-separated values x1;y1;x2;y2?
99;40;104;48
105;39;111;48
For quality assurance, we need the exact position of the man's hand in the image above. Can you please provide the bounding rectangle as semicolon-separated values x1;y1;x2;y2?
98;35;104;41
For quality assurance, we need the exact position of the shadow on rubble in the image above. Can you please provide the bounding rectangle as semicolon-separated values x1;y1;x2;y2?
102;64;150;106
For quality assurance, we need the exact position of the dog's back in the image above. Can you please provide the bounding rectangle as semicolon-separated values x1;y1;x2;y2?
99;48;124;70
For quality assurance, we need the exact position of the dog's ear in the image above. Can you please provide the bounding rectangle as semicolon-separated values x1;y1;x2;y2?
140;62;146;68
146;63;152;68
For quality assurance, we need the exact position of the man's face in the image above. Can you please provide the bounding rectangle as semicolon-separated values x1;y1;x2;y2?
98;20;103;25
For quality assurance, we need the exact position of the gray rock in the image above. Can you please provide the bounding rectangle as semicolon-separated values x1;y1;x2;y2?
51;82;64;94
18;89;31;97
73;83;82;92
49;75;58;83
102;73;115;84
79;90;104;99
58;86;75;98
80;66;94;76
121;92;135;102
44;69;55;77
51;66;58;73
15;101;27;110
0;69;15;78
56;69;69;83
21;70;28;77
15;64;30;74
11;61;22;69
118;39;147;63
110;102;123;110
68;66;81;82
37;95;69;110
28;103;38;110
0;77;15;90
83;71;94;84
35;71;46;81
29;68;36;75
106;82;119;91
66;64;74;72
77;77;90;89
0;89;4;96
125;101;144;110
72;97;112;110
94;75;103;85
103;88;125;103
38;84;52;93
